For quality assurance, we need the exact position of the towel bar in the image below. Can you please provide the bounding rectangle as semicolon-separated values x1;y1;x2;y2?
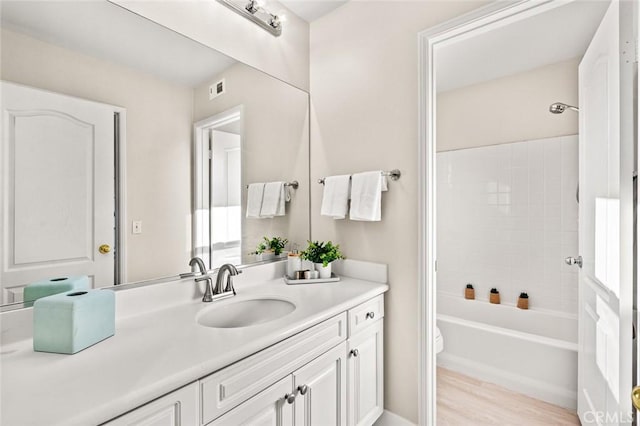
246;181;299;189
318;169;401;185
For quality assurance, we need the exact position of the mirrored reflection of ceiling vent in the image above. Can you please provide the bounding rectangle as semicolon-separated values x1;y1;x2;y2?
209;79;225;100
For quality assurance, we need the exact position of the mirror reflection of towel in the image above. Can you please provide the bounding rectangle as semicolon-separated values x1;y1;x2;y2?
320;175;351;219
246;183;265;218
261;182;285;218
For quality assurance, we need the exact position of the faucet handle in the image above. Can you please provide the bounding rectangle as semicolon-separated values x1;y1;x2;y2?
200;276;214;302
225;275;237;295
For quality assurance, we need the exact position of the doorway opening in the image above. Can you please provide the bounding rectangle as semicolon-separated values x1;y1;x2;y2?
418;1;637;424
193;106;244;270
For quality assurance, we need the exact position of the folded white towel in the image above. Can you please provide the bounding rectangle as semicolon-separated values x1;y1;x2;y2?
350;171;387;221
246;183;265;218
261;182;285;218
321;175;351;219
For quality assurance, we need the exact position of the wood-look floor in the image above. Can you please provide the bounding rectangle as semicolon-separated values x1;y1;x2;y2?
437;367;580;426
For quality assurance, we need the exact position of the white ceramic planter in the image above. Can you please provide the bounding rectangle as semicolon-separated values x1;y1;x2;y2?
314;262;332;279
255;252;276;262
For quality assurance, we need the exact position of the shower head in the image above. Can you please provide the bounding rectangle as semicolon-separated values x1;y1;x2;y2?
549;102;579;114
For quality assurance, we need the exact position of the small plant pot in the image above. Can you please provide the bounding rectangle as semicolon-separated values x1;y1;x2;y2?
314;262;332;279
464;288;475;300
255;251;276;262
489;293;500;304
262;251;276;261
517;297;529;310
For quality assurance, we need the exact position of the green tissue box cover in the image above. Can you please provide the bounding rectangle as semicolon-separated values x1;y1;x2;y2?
33;289;115;354
24;276;90;303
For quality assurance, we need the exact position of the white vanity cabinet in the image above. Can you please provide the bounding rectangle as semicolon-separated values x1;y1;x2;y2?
293;343;347;425
212;342;347;426
199;313;347;424
104;382;199;426
208;376;295;426
347;319;384;426
103;295;384;426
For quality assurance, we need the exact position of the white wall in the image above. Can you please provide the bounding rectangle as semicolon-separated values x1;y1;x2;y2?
437;58;580;152
1;28;194;283
194;62;310;263
309;2;488;422
437;136;579;314
111;0;310;91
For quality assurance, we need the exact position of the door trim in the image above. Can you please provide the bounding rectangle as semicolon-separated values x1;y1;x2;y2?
115;110;127;284
417;1;604;424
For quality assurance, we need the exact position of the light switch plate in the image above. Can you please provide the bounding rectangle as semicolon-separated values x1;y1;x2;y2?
132;221;142;234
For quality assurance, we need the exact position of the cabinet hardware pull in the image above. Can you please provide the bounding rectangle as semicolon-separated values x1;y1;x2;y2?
350;348;359;357
366;312;375;319
284;393;296;404
297;385;308;395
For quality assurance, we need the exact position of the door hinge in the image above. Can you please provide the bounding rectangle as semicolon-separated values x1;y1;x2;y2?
208;150;213;159
434;260;438;272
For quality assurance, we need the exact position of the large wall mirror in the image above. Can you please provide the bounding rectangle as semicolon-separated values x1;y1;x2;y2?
0;0;310;307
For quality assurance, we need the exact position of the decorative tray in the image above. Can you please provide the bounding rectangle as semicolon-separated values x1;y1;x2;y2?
283;273;341;285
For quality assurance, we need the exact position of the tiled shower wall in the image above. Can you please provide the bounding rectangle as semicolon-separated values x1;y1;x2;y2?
436;135;579;315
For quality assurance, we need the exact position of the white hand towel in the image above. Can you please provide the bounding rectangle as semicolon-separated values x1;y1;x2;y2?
275;183;286;216
320;175;351;219
261;182;285;217
350;171;386;221
246;183;265;218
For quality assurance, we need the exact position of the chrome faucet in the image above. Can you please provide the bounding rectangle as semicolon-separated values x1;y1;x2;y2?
215;263;241;296
189;257;207;275
189;257;215;302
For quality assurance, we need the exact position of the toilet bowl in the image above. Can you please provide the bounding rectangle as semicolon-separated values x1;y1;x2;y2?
436;326;444;354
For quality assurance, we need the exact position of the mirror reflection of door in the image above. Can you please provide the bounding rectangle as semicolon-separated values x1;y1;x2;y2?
211;128;241;268
1;82;119;304
193;106;243;270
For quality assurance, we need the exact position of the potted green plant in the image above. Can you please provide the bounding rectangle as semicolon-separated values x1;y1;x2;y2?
300;240;344;279
251;236;288;261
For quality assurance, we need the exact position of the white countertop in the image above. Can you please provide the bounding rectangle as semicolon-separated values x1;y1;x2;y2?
1;264;388;425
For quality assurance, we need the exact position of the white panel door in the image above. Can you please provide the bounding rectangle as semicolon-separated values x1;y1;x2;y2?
1;82;116;303
576;1;635;424
293;342;347;426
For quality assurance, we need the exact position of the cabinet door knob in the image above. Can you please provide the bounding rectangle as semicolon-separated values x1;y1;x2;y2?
350;348;359;357
365;311;375;319
284;393;296;404
297;385;308;395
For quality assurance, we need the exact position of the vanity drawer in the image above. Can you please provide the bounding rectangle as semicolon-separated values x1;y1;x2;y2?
200;313;347;424
348;295;384;337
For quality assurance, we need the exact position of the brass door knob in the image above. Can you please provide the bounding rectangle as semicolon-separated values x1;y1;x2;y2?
632;386;640;411
98;244;111;254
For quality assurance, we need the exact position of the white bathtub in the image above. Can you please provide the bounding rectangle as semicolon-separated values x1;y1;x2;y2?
436;293;578;409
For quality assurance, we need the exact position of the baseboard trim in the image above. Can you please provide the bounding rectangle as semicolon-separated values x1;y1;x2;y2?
373;410;417;426
437;353;577;410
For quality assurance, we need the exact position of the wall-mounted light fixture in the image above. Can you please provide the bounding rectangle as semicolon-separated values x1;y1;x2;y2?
217;0;283;37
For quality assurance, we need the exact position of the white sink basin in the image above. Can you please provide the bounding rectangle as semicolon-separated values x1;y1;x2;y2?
197;298;296;328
